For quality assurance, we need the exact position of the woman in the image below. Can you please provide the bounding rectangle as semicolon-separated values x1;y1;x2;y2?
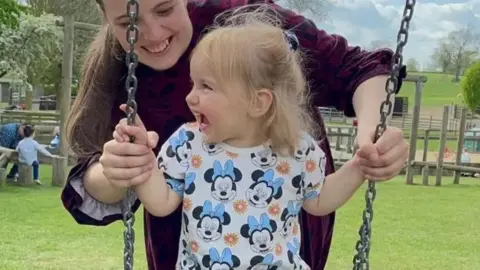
61;0;409;269
0;122;27;180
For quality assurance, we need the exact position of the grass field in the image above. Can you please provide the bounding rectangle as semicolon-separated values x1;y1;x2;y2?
397;72;464;108
1;164;479;270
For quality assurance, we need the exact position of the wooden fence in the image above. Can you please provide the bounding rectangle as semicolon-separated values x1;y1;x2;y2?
0;110;59;145
318;106;464;131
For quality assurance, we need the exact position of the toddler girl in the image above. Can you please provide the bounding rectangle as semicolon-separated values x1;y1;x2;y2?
115;10;377;270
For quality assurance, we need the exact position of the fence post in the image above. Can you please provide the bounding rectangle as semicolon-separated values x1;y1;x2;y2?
422;129;429;162
346;127;353;153
18;164;34;186
436;106;449;186
335;127;341;150
0;168;5;189
406;80;423;185
52;156;67;187
453;108;467;184
58;15;74;186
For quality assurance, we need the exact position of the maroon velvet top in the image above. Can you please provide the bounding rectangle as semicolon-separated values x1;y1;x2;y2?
61;1;401;269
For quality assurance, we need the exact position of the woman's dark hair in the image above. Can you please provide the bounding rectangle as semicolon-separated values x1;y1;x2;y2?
66;16;125;157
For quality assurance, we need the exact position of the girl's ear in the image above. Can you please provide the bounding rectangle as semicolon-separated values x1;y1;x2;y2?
249;88;273;118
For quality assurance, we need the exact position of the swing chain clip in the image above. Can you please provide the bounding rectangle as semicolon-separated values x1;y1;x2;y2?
352;1;416;270
123;0;140;270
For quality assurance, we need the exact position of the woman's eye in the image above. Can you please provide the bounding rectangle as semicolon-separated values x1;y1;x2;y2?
156;7;174;16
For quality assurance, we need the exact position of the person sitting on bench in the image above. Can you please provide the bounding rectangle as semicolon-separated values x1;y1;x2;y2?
0;122;28;180
12;125;56;185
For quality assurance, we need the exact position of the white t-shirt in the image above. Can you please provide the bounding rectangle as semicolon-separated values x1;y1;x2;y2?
157;123;326;270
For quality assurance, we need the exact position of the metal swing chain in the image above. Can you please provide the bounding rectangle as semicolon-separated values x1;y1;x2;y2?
122;0;140;270
352;1;416;270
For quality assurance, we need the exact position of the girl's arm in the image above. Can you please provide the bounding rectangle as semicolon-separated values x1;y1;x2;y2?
133;165;182;217
303;159;365;216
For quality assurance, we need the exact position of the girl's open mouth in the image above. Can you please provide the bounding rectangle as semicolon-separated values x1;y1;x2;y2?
199;114;209;132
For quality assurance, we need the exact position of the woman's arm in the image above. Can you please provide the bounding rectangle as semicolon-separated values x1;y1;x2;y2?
353;75;394;136
84;161;127;204
61;153;141;226
264;1;406;116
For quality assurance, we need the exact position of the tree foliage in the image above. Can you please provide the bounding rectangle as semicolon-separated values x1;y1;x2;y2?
461;61;480;111
276;0;331;19
366;40;392;51
25;0;101;95
0;13;62;93
431;25;479;81
0;0;29;29
406;58;419;72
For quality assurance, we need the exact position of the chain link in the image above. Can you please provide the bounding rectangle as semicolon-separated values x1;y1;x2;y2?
122;0;140;270
352;1;416;269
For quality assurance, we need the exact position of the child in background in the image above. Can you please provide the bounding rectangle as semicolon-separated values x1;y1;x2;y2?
114;9;393;270
14;125;56;185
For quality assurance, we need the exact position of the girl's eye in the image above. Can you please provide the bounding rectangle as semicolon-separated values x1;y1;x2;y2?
156;7;174;16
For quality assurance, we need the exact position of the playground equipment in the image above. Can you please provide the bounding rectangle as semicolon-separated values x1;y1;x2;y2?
117;1;416;270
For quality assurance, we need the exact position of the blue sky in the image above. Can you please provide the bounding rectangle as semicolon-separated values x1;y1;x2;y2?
297;0;480;70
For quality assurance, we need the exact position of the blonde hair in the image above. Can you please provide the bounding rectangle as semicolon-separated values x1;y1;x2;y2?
191;5;316;156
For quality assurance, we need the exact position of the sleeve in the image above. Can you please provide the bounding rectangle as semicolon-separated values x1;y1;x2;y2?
60;152;141;226
35;141;54;157
268;1;407;117
156;123;197;197
300;133;326;201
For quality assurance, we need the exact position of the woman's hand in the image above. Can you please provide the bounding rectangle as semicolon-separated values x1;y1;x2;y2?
355;126;409;181
99;104;159;189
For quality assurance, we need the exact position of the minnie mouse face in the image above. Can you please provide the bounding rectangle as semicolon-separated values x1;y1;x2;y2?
250;147;277;169
157;156;167;171
280;201;301;238
240;214;277;254
192;200;231;242
248;254;283;270
291;173;318;201
287;238;305;270
179;239;201;270
202;247;241;270
295;138;315;162
204;160;242;203
203;141;224;155
246;169;284;208
182;212;189;235
166;128;195;167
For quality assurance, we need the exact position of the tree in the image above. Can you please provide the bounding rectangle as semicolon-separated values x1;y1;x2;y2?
0;13;63;98
275;0;331;19
462;61;480;111
406;58;419;72
26;0;102;95
367;40;392;51
0;0;29;29
431;25;479;81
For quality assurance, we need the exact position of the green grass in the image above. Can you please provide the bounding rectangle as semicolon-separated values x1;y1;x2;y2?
397;72;464;108
415;138;458;153
1;164;479;269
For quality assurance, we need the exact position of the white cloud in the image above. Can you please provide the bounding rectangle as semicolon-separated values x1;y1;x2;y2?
314;0;480;69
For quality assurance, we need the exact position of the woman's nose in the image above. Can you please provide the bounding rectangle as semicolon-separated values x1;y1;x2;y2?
140;18;167;42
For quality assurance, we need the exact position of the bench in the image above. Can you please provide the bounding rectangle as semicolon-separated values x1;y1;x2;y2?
0;146;67;187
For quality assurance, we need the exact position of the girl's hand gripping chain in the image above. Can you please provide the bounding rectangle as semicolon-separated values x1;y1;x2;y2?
99;104;159;189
